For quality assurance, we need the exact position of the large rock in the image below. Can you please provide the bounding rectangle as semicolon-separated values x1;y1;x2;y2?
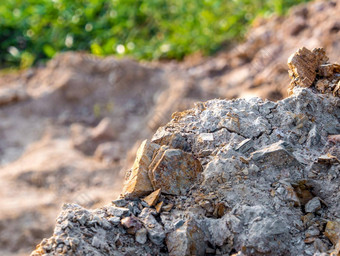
287;47;340;96
123;140;202;197
287;47;325;88
149;148;202;195
123;140;160;198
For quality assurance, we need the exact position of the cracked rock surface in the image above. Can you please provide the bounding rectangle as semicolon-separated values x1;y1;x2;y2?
32;49;340;256
1;1;339;254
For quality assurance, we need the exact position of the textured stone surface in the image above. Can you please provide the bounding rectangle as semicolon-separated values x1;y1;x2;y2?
121;215;142;234
288;47;319;88
305;197;321;213
31;49;340;256
123;140;160;198
166;218;206;256
139;208;166;245
107;206;129;217
288;47;340;97
152;133;192;152
2;2;340;254
251;140;302;168
135;227;148;244
123;141;202;197
149;148;202;195
142;188;161;207
325;221;340;245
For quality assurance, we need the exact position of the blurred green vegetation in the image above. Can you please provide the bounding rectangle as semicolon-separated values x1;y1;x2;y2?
0;0;310;68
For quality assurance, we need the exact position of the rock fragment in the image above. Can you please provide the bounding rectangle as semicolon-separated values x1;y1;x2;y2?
251;140;301;168
287;47;340;96
166;218;206;256
278;183;300;207
313;238;328;253
206;216;232;247
139;208;166;245
155;201;164;213
162;203;174;212
287;47;320;88
235;138;254;153
324;220;340;245
317;153;340;165
315;79;330;93
246;217;290;254
121;216;143;234
318;64;334;77
152;132;191;152
334;81;340;97
305;197;321;213
148;148;202;195
135;227;148;244
108;216;120;225
123;140;160;198
142;189;161;207
305;225;320;238
107;206;129;217
112;199;128;207
301;213;315;228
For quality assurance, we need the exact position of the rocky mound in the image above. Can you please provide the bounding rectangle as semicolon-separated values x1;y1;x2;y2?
31;48;340;255
1;1;339;255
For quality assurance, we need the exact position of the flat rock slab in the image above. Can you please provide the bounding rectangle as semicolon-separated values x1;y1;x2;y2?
251;140;301;168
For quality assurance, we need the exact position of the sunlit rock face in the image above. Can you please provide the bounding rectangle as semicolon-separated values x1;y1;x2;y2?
31;48;340;256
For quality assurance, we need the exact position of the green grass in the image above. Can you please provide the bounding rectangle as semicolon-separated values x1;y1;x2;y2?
0;0;310;68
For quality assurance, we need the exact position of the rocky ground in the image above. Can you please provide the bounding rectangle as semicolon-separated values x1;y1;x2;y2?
0;0;339;255
31;48;340;255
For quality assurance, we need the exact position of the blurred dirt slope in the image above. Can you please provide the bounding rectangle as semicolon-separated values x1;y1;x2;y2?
175;0;340;100
0;0;339;255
